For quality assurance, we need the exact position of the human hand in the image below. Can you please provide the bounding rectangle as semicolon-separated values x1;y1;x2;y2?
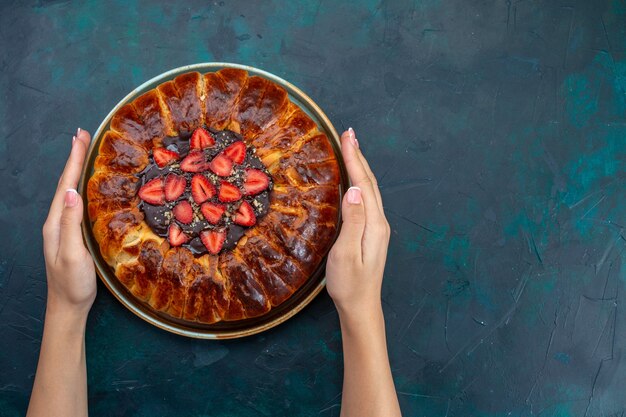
42;128;96;318
326;128;391;322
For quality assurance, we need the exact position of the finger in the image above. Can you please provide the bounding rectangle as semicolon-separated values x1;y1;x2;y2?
340;129;382;222
53;128;92;206
45;129;92;241
333;187;366;262
58;189;87;261
351;135;384;212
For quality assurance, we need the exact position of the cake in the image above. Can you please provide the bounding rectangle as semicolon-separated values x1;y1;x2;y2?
87;69;340;323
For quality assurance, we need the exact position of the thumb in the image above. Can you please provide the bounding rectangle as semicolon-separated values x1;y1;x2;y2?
333;187;366;259
58;189;86;260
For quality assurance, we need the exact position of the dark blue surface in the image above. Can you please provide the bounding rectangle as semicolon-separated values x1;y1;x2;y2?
1;1;625;416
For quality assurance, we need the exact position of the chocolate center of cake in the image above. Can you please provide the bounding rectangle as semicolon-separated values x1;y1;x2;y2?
136;127;272;255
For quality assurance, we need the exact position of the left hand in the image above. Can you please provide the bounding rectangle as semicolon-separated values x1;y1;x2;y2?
42;128;96;317
325;128;391;321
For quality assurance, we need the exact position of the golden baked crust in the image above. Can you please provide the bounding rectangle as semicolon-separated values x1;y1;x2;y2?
88;69;340;324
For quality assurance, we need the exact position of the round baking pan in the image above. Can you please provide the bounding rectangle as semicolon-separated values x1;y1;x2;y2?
78;63;348;339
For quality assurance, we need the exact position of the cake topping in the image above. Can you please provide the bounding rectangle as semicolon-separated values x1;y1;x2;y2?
243;169;270;196
233;201;256;226
190;174;215;204
164;173;186;201
138;178;165;205
200;229;226;255
223;141;246;164
180;151;210;172
153;148;179;168
190;127;215;150
201;202;226;224
168;223;189;247
136;127;272;255
218;181;242;202
173;200;193;224
210;153;234;177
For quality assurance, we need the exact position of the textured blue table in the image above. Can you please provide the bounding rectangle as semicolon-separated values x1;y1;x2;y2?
1;1;625;416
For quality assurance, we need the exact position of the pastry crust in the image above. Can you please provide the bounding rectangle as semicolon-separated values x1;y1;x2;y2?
88;69;340;323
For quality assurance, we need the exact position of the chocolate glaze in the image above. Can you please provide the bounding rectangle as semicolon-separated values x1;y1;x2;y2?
137;128;272;255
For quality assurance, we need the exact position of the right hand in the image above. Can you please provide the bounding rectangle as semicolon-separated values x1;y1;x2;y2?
325;128;391;320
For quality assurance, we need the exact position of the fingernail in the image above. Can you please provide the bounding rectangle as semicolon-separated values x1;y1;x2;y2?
65;189;78;208
346;186;362;205
347;127;359;148
77;127;81;136
72;135;76;144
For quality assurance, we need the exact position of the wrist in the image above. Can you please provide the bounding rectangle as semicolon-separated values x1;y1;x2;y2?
46;297;90;329
337;302;385;334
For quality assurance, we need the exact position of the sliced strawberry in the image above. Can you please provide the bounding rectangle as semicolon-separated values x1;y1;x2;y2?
200;202;226;224
168;223;189;247
190;127;215;150
173;200;193;224
164;173;186;201
200;229;226;255
138;178;165;205
243;169;270;195
190;174;215;204
209;153;233;177
234;201;256;226
218;181;242;202
153;148;179;168
180;151;209;172
223;141;246;164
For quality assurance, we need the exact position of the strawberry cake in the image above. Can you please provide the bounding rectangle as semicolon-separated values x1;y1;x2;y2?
87;69;341;323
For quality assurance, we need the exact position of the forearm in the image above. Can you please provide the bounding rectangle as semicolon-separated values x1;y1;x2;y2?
27;302;89;417
339;306;402;417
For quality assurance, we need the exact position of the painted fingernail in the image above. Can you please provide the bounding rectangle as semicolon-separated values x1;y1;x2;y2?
65;189;78;208
347;127;359;149
77;127;81;136
346;186;362;205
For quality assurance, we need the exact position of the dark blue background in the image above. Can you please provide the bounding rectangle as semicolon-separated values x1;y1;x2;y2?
1;1;625;416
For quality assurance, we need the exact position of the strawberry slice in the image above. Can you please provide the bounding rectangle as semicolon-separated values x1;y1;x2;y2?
153;148;179;168
168;223;189;247
138;178;165;205
209;153;233;177
180;151;209;172
190;174;215;204
164;173;186;201
243;169;270;195
223;141;246;164
234;201;256;226
200;229;226;255
200;202;226;224
218;181;242;202
173;200;193;224
190;127;215;150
